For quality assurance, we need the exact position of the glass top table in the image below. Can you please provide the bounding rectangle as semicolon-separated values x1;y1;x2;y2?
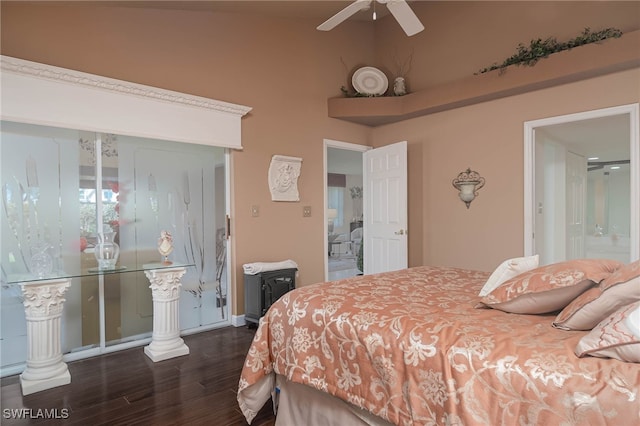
10;260;195;395
4;261;195;285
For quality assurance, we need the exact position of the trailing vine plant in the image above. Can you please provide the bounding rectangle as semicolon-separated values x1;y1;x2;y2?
476;27;622;75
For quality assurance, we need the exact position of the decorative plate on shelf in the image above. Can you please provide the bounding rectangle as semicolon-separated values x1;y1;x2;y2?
352;66;388;95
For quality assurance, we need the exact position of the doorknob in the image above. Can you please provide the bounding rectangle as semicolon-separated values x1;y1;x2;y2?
394;229;406;235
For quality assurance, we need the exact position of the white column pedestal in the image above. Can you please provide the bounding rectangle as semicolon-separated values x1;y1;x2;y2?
143;266;189;362
19;278;71;395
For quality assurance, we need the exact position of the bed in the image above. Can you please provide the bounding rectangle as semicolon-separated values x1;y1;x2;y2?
238;263;640;425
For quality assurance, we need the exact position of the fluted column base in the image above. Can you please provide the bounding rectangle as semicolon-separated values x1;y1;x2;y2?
143;266;189;362
21;369;71;396
144;341;189;362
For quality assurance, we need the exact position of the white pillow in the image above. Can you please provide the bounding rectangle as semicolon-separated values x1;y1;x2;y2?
478;254;539;297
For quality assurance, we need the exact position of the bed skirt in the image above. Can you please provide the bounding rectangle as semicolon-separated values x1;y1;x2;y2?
274;375;394;426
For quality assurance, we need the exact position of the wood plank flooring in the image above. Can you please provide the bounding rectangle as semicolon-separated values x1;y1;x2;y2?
0;326;276;425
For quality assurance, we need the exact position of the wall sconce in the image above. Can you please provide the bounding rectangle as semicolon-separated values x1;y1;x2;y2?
452;168;485;209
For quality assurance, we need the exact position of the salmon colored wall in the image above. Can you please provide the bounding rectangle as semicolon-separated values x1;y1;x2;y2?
2;2;639;317
0;2;374;316
369;1;639;272
372;68;640;272
373;1;640;91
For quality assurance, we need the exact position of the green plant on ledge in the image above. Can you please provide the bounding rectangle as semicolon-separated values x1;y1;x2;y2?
476;27;622;75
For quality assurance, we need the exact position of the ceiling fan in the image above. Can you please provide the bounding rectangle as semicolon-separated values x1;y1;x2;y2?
317;0;424;36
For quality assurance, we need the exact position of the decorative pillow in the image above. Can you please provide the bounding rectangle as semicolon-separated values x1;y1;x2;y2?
574;300;640;363
478;254;539;297
478;259;623;314
554;260;640;330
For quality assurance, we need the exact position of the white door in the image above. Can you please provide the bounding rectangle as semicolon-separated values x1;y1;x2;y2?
566;151;587;259
363;141;408;274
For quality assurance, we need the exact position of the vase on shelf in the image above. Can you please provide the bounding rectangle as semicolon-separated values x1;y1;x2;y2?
94;231;120;270
393;77;407;96
30;242;53;278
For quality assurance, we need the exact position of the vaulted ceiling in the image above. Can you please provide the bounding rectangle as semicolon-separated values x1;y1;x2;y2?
103;1;394;23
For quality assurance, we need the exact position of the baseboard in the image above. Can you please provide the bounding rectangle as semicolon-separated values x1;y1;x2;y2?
232;314;246;327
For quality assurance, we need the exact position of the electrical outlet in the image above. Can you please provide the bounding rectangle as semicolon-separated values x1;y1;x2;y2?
303;206;312;217
251;205;259;217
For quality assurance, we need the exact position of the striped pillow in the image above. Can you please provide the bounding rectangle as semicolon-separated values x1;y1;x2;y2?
575;301;640;363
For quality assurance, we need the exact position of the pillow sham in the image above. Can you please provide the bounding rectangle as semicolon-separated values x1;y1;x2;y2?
554;260;640;330
478;254;539;297
574;300;640;363
478;259;623;314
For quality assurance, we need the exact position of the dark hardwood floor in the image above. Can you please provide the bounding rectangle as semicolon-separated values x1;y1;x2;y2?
1;326;276;425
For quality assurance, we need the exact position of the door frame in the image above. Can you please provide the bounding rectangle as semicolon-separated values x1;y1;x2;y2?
524;103;640;262
323;139;370;281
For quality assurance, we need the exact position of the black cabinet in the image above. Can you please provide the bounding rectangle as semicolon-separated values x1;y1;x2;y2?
244;268;297;326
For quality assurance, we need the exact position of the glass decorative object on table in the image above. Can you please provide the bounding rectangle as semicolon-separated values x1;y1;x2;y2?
94;230;120;270
30;241;53;278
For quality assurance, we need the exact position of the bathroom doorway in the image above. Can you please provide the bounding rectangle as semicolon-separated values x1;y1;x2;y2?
524;104;639;264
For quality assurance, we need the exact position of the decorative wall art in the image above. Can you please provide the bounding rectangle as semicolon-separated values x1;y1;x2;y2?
268;155;302;202
157;230;174;265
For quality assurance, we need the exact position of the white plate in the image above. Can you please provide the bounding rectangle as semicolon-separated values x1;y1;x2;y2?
352;67;388;95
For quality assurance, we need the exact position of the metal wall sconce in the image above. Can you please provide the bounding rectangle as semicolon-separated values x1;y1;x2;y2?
452;168;485;209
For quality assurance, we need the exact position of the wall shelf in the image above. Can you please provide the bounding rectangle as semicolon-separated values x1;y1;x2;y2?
328;30;640;127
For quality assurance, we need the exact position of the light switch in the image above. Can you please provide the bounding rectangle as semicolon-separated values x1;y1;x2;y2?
303;206;312;217
251;205;259;217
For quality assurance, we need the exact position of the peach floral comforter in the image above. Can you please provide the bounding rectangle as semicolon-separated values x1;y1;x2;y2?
238;266;639;425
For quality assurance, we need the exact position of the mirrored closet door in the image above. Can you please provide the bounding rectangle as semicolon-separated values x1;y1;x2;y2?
0;121;229;375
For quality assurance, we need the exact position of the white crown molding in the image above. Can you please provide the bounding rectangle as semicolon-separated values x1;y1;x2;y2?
1;55;251;148
1;55;251;117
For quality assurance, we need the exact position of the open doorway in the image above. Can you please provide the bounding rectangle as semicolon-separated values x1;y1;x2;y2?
524;104;639;264
324;140;370;281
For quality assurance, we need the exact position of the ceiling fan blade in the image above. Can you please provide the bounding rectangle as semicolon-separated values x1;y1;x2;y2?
385;0;424;36
317;0;372;31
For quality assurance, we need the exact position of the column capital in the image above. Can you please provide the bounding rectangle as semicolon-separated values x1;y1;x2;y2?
20;279;71;319
144;267;187;300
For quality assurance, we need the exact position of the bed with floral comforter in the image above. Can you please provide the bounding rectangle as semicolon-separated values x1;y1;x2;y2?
238;266;639;425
